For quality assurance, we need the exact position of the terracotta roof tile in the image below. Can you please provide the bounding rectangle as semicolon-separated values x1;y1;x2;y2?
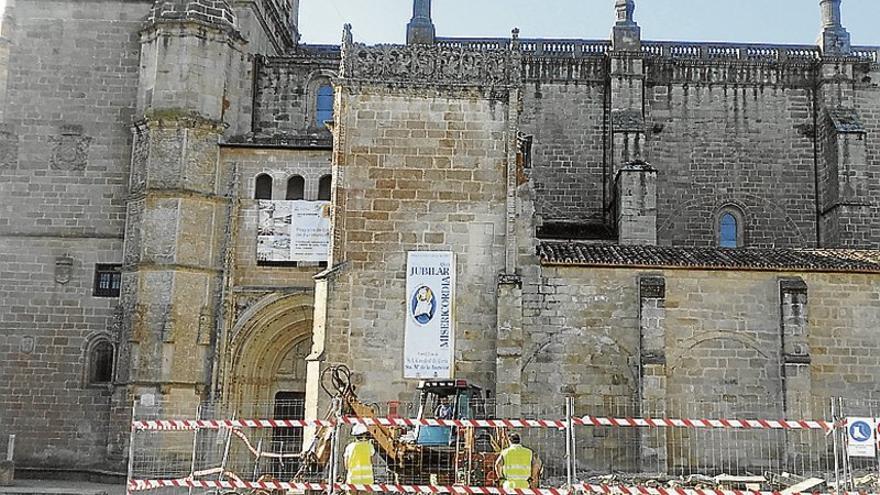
538;242;880;273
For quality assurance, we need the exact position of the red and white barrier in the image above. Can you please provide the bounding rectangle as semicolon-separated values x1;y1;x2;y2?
127;479;880;495
128;479;326;492
127;478;569;495
133;415;836;432
343;417;569;429
574;416;835;431
132;419;335;431
575;483;877;495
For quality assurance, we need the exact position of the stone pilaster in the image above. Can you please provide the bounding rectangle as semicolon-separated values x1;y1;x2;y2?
120;2;244;413
406;0;435;45
779;278;811;465
615;161;657;246
779;278;811;410
496;275;524;418
639;275;666;473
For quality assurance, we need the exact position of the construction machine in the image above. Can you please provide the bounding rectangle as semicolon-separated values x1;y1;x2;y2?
295;365;507;486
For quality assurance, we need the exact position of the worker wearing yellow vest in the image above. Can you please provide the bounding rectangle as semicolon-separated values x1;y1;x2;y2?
494;433;542;489
344;424;376;486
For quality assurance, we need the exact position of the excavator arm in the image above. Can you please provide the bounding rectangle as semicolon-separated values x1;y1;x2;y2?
295;365;406;480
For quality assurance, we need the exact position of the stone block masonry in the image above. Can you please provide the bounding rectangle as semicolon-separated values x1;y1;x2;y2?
310;40;515;411
221;147;331;289
317;89;510;404
520;80;607;225
645;67;819;248
0;0;149;470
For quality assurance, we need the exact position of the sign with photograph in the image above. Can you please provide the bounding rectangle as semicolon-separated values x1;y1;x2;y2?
404;251;456;379
257;201;331;263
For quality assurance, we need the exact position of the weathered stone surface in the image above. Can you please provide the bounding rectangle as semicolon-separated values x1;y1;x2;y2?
4;0;880;476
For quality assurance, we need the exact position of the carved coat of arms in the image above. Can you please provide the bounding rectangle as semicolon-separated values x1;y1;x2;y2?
49;126;91;171
55;256;74;284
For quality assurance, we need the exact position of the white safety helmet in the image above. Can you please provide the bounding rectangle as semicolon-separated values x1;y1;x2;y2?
352;424;369;436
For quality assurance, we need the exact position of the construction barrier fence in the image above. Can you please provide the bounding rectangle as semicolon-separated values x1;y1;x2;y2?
128;395;880;495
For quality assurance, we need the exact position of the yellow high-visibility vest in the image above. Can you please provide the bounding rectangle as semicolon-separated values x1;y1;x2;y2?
346;441;374;484
499;444;533;489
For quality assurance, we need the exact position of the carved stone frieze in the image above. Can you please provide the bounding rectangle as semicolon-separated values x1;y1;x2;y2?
343;43;511;87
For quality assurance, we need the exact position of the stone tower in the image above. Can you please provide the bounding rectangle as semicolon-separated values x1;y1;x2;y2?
120;0;247;411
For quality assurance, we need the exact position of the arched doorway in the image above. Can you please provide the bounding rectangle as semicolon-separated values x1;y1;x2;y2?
223;293;315;475
224;293;315;420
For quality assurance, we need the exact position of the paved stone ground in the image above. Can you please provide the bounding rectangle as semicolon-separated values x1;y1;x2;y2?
0;480;125;495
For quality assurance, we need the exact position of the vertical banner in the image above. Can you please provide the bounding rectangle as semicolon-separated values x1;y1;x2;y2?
404;251;456;379
846;417;877;458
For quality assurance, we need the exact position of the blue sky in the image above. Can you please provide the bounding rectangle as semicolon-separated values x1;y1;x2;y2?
300;0;880;46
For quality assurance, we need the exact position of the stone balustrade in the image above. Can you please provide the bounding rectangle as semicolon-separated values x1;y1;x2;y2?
436;36;879;63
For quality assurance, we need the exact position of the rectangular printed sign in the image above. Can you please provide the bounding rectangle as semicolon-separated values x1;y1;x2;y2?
404;251;456;379
290;201;332;262
257;200;331;263
846;417;877;458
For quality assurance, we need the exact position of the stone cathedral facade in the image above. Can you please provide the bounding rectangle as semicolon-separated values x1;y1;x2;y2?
1;0;880;474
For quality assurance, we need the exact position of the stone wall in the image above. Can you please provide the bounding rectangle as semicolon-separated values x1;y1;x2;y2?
315;51;512;403
818;61;880;248
221;146;331;289
0;0;147;470
520;74;607;225
518;260;880;471
233;0;299;56
645;61;820;248
251;50;340;142
519;262;880;405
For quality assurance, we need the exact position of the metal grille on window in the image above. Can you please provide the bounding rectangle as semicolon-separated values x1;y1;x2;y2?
94;264;122;297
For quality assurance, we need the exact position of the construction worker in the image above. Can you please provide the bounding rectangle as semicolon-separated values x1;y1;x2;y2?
344;424;375;486
494;433;542;490
434;396;454;419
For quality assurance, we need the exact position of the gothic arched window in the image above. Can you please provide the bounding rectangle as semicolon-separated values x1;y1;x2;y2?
255;174;273;200
286;175;305;200
316;85;334;127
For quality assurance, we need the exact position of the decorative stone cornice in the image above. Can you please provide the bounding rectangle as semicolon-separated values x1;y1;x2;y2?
134;110;227;133
143;0;245;43
341;42;512;88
